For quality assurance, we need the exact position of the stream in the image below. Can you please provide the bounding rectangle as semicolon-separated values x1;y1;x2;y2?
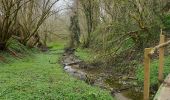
61;49;143;100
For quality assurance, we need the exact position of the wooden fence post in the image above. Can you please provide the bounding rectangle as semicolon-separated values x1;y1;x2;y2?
158;35;165;84
144;48;152;100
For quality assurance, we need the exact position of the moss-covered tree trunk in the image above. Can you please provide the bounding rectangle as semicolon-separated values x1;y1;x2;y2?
69;12;81;48
80;0;100;48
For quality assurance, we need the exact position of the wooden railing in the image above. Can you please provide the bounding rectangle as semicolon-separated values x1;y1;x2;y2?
143;32;170;100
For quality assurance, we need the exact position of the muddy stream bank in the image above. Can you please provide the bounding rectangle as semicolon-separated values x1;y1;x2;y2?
61;50;143;100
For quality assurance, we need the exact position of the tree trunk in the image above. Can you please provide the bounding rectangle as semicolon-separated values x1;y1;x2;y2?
43;33;48;46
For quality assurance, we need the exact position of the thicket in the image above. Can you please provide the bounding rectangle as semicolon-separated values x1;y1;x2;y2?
71;0;170;69
0;0;59;51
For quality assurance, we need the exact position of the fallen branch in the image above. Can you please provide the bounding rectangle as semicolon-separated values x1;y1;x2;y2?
63;61;82;66
149;40;170;55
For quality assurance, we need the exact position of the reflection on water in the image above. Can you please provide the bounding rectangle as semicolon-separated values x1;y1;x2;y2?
105;78;143;100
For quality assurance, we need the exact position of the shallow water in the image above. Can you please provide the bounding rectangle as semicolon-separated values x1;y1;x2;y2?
62;52;143;100
105;78;143;100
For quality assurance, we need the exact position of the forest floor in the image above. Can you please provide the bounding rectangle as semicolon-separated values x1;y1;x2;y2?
0;41;114;100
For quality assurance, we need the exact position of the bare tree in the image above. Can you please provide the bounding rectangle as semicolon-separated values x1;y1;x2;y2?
16;0;59;47
0;0;29;50
79;0;100;48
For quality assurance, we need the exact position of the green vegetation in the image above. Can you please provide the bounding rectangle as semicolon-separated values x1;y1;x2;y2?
75;48;94;62
0;39;37;64
163;14;170;29
1;0;170;99
136;56;170;86
0;42;114;100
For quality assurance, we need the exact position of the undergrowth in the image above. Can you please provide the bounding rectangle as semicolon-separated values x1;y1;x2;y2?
0;40;114;100
136;56;170;87
75;48;95;63
0;39;38;63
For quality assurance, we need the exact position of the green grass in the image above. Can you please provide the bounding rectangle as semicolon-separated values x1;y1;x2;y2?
0;42;114;100
75;48;94;63
136;56;170;86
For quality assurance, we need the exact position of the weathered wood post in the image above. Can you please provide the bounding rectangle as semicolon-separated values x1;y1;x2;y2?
144;48;152;100
158;35;165;84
